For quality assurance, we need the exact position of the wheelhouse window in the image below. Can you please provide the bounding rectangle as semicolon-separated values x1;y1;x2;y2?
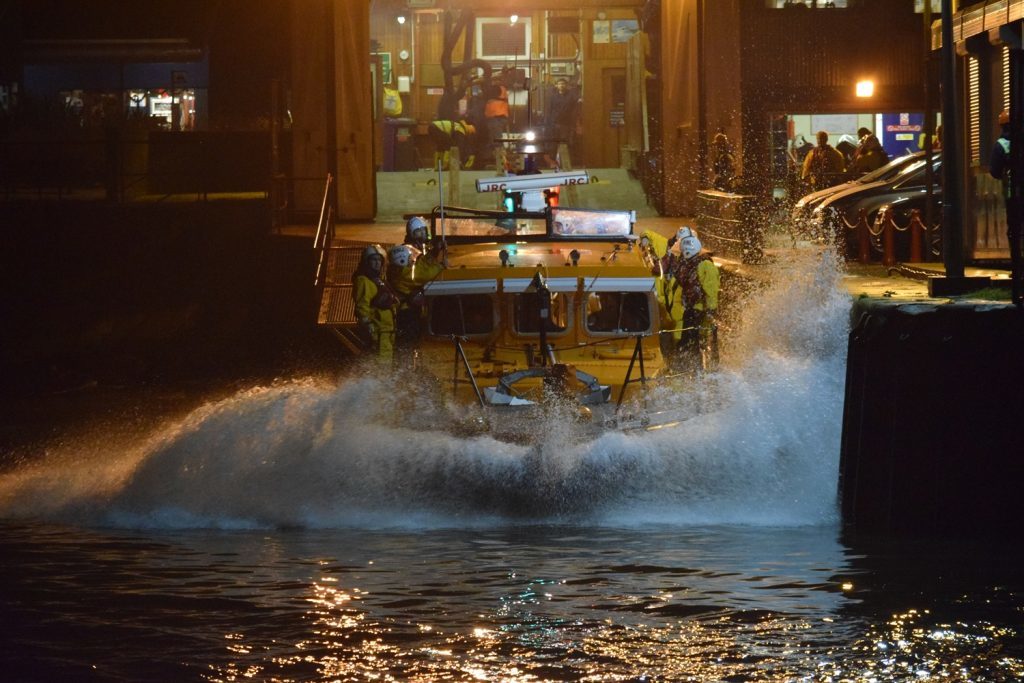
429;295;494;336
514;292;570;335
585;292;651;334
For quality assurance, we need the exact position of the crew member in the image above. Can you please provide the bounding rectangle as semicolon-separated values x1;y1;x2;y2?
405;215;445;282
405;215;429;251
387;244;425;347
671;227;720;373
352;244;397;362
639;228;685;358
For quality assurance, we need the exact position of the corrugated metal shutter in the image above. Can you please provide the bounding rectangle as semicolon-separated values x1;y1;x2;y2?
968;55;981;164
1003;46;1011;114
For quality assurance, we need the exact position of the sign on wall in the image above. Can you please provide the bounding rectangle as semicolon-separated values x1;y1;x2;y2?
882;112;924;158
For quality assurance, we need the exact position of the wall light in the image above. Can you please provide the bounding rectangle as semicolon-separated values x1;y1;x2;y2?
510;14;519;25
397;14;407;25
855;80;874;98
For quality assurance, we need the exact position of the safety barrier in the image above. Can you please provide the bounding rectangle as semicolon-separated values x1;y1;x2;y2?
839;207;938;266
695;189;765;263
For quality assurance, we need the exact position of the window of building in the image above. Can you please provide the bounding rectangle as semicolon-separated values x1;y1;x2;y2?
584;292;651;334
476;17;532;60
126;89;200;130
913;0;941;12
513;292;570;335
429;294;494;336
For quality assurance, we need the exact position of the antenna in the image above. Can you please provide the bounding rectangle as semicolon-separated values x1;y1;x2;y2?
436;159;448;266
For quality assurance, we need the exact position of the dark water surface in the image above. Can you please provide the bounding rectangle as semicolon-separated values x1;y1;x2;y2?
1;522;1022;682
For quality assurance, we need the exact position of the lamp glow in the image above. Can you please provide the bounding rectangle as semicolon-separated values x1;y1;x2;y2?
855;80;874;98
510;14;519;24
397;15;406;24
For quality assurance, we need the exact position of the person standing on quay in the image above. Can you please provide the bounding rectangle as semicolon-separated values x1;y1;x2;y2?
484;75;510;169
801;130;846;191
991;109;1021;305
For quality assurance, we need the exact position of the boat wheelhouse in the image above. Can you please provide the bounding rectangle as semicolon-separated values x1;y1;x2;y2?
316;170;668;429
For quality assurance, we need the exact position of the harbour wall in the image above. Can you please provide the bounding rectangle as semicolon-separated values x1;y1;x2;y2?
0;201;337;394
840;299;1024;537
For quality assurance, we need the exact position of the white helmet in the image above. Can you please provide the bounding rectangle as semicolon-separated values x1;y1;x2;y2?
406;215;429;241
362;244;386;265
676;226;702;259
388;244;417;267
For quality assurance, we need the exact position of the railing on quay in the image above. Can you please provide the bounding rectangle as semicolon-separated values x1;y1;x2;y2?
839;207;939;267
695;189;766;264
312;173;336;291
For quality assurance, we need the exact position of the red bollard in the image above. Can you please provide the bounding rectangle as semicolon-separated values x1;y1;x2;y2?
857;209;871;264
908;209;923;263
882;209;896;268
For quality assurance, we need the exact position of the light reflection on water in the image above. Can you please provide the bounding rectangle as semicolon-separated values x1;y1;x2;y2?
1;523;1021;681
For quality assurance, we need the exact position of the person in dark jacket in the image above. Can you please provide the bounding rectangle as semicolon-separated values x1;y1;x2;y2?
711;133;736;191
991;109;1019;269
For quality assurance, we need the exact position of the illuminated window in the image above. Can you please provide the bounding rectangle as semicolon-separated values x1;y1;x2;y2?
913;0;941;12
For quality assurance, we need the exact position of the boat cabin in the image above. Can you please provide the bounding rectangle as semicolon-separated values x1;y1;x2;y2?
412;205;665;407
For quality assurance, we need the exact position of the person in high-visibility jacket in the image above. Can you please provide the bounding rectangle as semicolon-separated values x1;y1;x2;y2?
429;119;476;170
670;227;720;373
404;215;446;285
387;243;425;347
639;228;685;358
352;244;397;361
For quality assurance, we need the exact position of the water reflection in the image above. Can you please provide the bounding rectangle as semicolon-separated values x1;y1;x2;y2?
1;521;1022;680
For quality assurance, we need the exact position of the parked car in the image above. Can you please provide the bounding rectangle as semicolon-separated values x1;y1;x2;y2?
807;155;942;255
791;151;924;229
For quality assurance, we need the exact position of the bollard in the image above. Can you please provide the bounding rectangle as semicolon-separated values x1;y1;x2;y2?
909;209;923;263
857;208;871;264
882;208;896;268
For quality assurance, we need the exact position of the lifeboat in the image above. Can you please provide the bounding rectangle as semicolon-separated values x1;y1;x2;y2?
317;169;676;438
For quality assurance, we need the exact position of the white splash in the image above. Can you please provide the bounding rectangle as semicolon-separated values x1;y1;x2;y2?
0;248;851;530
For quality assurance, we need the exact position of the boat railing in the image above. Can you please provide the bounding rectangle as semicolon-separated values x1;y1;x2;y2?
450;336;486;408
313;173;336;291
616;336;650;411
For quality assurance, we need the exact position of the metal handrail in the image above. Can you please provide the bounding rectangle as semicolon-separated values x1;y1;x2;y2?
313;173;335;290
